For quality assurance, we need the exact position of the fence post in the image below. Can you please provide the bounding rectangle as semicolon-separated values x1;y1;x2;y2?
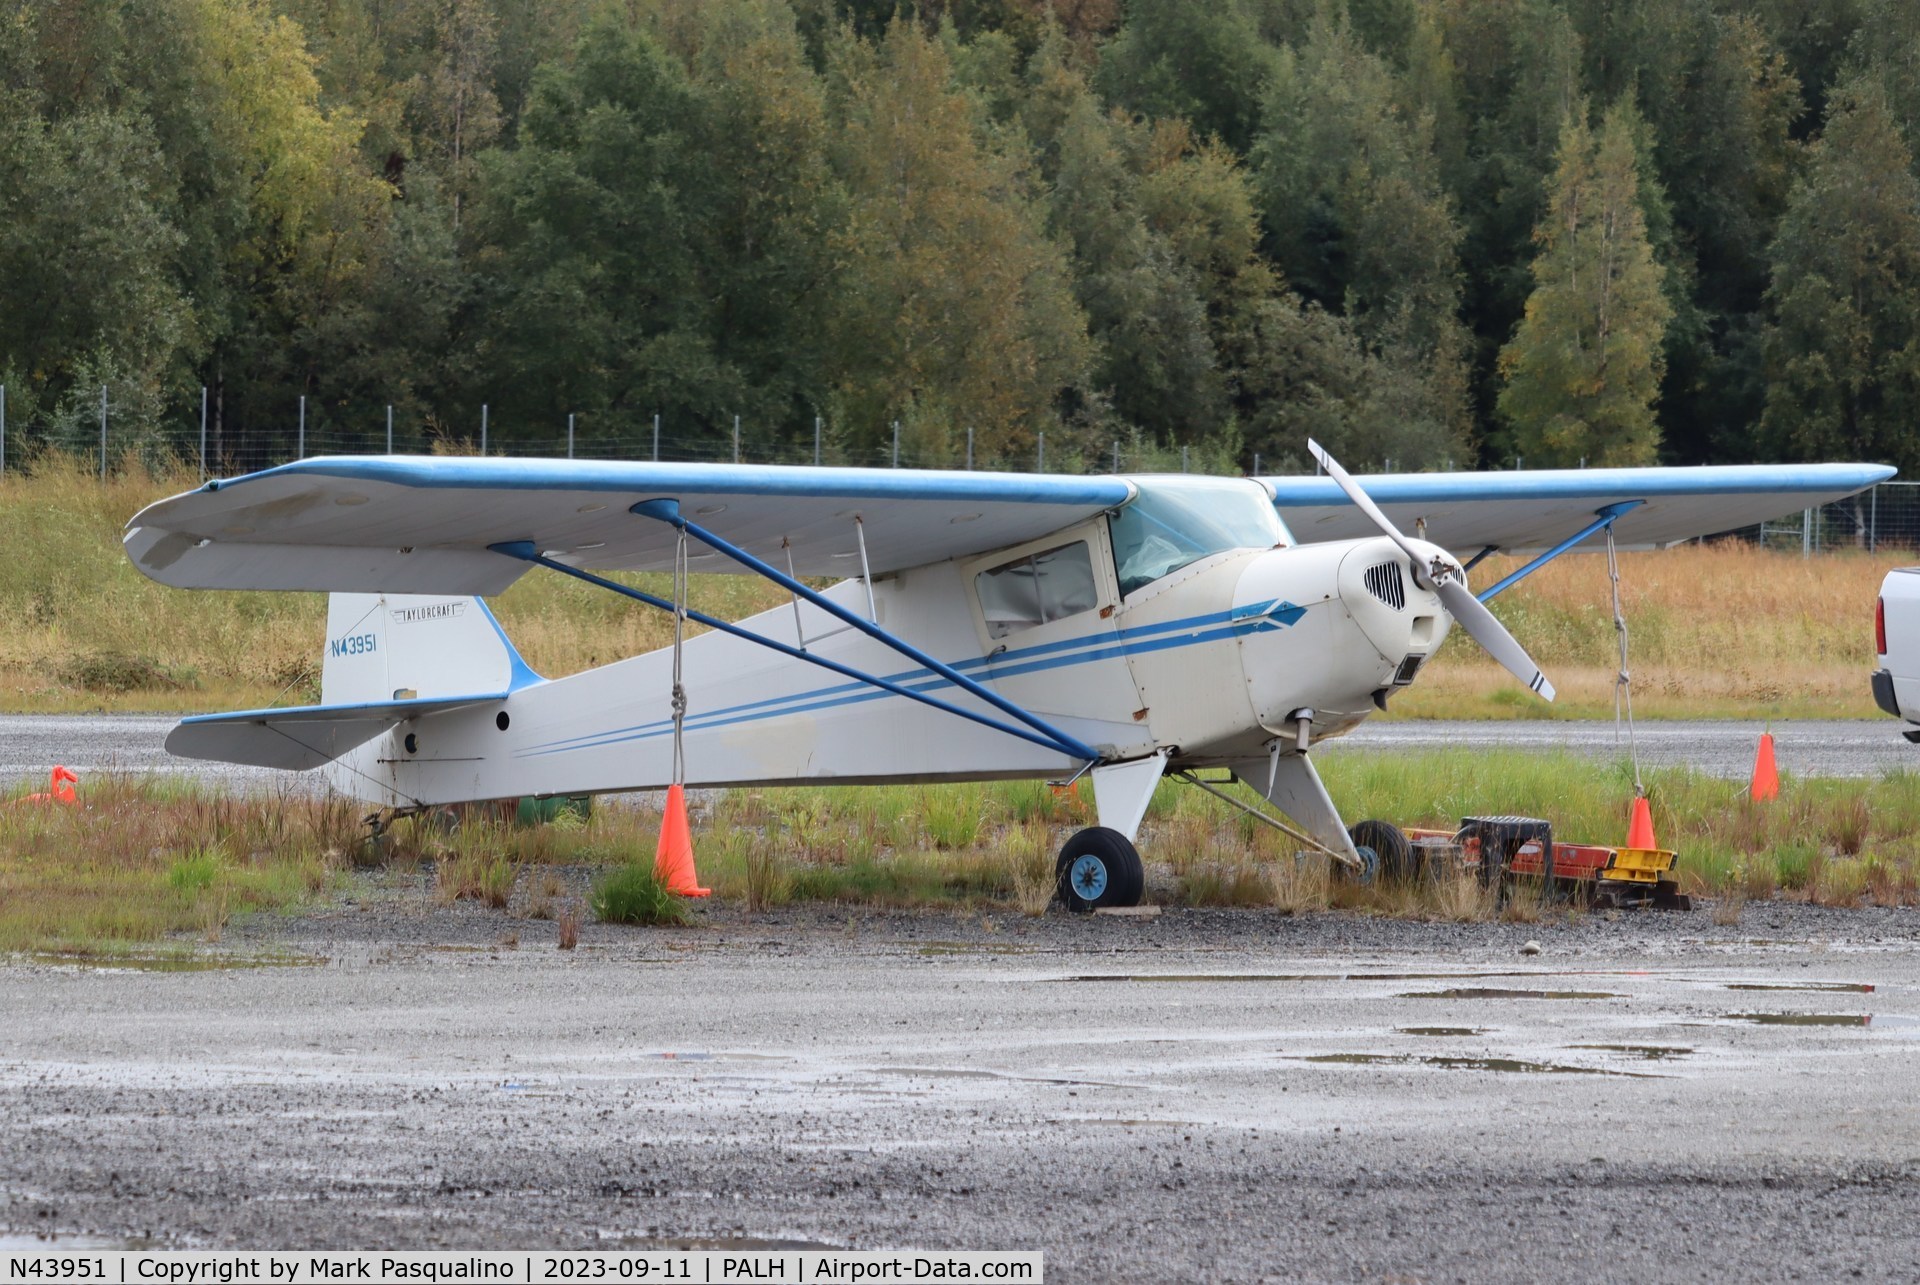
100;384;108;479
1252;452;1260;475
1871;484;1879;553
199;386;207;481
733;414;741;464
966;426;974;471
1112;440;1119;473
814;416;821;467
1181;445;1188;473
480;403;488;454
298;394;305;460
1037;431;1044;473
892;421;900;468
1803;509;1812;558
652;413;660;462
386;405;393;454
568;413;575;459
1;383;6;479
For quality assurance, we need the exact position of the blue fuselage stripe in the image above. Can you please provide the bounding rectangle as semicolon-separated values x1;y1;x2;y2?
514;604;1266;755
510;608;1303;759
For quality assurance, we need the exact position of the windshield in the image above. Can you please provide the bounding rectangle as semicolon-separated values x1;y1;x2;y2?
1109;478;1291;598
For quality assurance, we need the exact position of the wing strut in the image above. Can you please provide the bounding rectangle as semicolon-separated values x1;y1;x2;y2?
626;498;1103;761
486;541;1101;765
1475;501;1644;602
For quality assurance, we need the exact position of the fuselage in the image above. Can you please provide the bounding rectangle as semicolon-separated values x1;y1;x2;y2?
321;477;1455;807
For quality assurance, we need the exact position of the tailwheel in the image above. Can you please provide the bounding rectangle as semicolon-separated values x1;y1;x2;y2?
1347;819;1415;881
1056;826;1146;913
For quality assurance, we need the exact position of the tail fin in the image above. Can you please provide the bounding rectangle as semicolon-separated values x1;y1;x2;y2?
321;594;541;706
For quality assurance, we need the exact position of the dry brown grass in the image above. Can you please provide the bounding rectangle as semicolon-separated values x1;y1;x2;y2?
0;774;350;952
1397;542;1907;719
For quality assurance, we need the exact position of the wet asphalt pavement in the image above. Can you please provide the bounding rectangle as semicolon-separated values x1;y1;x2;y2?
4;894;1920;1281
1;714;1914;790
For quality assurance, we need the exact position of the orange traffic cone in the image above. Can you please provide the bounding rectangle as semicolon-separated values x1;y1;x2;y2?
1626;793;1657;851
652;783;710;897
25;765;78;806
1750;732;1780;802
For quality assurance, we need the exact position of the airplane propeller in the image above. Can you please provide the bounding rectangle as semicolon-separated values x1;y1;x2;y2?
1308;439;1556;702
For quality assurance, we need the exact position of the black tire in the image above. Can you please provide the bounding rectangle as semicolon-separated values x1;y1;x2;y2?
1348;819;1416;881
1056;827;1145;913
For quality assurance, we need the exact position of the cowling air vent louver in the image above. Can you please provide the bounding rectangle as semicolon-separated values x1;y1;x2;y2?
1364;561;1406;611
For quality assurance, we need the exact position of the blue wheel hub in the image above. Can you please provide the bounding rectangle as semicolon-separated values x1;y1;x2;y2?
1069;853;1109;901
1350;846;1380;885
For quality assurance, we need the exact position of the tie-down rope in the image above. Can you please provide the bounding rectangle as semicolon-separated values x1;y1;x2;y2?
671;524;688;787
1606;525;1642;796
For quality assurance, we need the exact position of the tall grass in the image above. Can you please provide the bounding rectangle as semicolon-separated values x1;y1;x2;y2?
7;750;1920;951
0;774;351;952
1400;541;1902;719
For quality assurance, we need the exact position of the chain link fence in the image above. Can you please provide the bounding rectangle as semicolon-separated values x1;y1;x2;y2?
6;381;1917;554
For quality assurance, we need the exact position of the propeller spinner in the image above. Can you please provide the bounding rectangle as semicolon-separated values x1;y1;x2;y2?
1307;440;1556;702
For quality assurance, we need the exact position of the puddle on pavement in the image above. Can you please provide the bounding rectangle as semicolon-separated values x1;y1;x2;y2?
599;1235;841;1251
1061;970;1624;985
1301;1053;1656;1078
1724;1012;1868;1027
1401;988;1623;1000
1397;1027;1487;1037
1724;982;1875;993
1569;1044;1695;1060
0;1236;157;1250
21;951;323;972
869;1065;1136;1089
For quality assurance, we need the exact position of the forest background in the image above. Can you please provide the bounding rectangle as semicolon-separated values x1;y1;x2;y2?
4;0;1920;478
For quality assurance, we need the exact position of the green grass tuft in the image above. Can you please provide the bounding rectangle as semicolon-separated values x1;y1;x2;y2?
590;864;691;926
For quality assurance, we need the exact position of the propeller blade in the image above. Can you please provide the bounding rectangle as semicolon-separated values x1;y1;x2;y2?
1433;578;1557;701
1307;437;1555;702
1306;438;1425;566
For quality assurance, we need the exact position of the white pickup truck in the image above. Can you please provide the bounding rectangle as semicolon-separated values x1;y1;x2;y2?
1874;570;1920;740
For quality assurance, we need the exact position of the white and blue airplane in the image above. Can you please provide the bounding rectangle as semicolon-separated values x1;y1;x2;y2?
123;443;1891;909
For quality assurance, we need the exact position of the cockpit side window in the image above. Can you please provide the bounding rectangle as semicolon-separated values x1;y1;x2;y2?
1109;479;1290;598
975;541;1099;639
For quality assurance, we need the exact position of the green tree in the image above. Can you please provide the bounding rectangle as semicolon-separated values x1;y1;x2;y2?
1249;9;1471;463
823;18;1089;460
472;2;841;447
1760;77;1920;468
1019;31;1222;441
1094;0;1279;152
410;0;503;230
1497;102;1672;466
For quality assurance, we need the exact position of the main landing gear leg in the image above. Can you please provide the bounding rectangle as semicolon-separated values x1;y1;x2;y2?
1054;752;1169;911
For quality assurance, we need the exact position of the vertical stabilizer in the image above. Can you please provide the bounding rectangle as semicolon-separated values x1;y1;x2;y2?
320;593;541;706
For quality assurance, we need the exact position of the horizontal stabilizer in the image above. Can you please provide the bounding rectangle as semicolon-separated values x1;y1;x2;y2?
167;693;505;771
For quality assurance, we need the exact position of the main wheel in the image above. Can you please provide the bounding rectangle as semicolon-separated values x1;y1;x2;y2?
1348;819;1416;881
1056;827;1145;913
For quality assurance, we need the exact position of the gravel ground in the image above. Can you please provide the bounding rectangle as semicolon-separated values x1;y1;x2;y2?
5;875;1920;1281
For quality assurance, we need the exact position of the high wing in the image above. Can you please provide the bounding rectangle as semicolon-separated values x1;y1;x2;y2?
1264;463;1895;555
124;457;1135;594
124;456;1895;597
